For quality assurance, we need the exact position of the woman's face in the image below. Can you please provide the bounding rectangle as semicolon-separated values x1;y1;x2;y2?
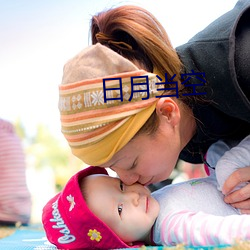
100;115;182;186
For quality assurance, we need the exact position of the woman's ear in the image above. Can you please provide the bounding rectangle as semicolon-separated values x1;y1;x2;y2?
156;97;180;126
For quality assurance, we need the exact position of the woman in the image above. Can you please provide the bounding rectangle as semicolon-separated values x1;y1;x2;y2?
59;1;250;211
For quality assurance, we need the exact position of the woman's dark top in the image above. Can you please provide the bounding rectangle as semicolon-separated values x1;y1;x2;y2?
176;0;250;164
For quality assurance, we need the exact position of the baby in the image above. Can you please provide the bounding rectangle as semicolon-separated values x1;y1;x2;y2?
42;135;250;249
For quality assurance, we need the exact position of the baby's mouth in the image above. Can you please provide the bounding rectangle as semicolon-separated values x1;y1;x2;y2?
146;196;149;213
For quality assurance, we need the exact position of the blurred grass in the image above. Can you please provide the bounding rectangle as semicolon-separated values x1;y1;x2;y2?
0;226;16;239
0;225;250;250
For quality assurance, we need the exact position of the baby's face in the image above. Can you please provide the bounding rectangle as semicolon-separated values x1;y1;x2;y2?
84;174;160;244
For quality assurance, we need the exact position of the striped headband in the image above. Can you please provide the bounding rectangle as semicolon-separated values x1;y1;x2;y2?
59;43;164;165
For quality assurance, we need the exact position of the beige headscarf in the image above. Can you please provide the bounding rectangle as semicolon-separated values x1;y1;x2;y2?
59;43;163;165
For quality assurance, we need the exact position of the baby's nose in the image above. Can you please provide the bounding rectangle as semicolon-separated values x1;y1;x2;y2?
126;191;140;206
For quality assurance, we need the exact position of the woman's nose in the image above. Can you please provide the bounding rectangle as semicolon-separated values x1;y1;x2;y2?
112;168;139;185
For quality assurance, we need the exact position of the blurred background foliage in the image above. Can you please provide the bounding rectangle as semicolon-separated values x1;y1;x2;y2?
14;118;85;192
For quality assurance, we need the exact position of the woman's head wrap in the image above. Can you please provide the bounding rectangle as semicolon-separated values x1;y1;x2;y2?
59;43;163;165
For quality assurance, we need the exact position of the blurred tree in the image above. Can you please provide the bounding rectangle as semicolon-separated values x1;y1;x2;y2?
14;120;85;191
14;118;26;139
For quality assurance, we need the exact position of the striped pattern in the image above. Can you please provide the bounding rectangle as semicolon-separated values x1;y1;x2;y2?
160;210;250;246
0;119;31;224
59;70;163;148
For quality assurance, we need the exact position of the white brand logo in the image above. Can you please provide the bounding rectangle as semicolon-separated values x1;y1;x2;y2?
50;200;76;244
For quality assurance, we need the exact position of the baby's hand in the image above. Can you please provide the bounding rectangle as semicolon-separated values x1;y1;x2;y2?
223;166;250;214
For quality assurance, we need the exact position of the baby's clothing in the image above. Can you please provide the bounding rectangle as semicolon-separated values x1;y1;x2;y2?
152;135;250;246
